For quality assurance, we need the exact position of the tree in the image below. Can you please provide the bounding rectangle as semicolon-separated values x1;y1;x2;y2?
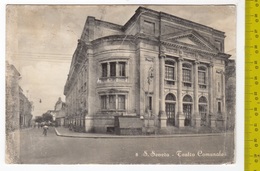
42;112;53;122
35;116;43;123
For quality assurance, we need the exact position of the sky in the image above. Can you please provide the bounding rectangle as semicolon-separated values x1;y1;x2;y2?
5;5;236;117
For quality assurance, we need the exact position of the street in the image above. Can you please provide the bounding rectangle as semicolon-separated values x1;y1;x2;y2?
20;127;234;164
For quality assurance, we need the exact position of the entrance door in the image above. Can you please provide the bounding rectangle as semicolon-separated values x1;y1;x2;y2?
183;104;192;126
166;103;175;126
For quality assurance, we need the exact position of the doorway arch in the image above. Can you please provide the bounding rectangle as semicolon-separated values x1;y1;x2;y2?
165;93;176;126
183;95;193;126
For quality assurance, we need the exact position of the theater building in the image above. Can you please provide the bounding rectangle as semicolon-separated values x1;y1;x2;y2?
64;7;231;133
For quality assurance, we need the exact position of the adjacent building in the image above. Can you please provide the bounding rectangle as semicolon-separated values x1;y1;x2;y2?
19;87;33;128
64;7;232;133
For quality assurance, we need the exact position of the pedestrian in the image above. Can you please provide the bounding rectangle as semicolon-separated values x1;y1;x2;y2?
42;124;49;136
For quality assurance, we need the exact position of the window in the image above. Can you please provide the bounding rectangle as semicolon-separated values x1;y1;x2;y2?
100;94;126;111
101;95;107;109
215;40;222;51
109;95;116;109
101;63;107;77
165;61;175;85
118;95;125;110
110;62;116;77
198;66;207;89
183;63;192;87
218;102;221;113
183;95;193;126
148;96;152;111
118;62;126;77
165;93;176;126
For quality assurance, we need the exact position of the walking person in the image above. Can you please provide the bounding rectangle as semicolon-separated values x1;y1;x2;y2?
42;124;49;136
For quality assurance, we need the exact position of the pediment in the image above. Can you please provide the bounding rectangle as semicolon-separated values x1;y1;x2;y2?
161;30;219;52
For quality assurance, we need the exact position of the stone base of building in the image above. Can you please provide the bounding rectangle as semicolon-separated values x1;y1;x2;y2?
159;111;167;128
85;116;94;132
178;113;186;127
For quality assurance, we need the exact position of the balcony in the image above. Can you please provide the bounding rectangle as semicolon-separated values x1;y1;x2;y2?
98;76;128;83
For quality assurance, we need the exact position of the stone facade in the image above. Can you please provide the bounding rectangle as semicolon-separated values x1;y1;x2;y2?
64;7;232;133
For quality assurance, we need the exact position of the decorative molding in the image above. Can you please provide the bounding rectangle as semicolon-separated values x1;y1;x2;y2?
145;56;155;62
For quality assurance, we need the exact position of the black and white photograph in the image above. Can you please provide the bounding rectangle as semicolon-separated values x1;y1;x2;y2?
5;4;238;165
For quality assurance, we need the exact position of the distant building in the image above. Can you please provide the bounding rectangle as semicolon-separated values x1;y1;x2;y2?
54;97;67;126
19;87;33;128
64;7;232;134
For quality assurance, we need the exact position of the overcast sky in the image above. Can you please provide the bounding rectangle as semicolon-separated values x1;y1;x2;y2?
6;5;236;117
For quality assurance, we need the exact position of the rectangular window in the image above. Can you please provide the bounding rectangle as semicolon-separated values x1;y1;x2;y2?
165;66;174;80
218;82;221;92
183;69;191;82
101;63;107;77
149;96;152;111
101;95;107;109
118;95;125;110
118;62;126;77
109;95;116;109
110;62;116;77
198;71;206;84
218;102;221;113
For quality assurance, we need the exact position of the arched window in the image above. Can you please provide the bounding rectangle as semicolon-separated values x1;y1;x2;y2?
166;93;176;101
183;95;192;102
183;63;192;87
198;66;207;89
183;95;192;126
165;93;176;126
165;60;175;85
199;96;208;126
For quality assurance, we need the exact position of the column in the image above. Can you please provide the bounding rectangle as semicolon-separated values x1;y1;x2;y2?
209;62;216;127
222;71;227;128
116;61;119;80
177;57;185;127
107;62;110;77
86;47;94;132
194;61;200;127
159;53;167;128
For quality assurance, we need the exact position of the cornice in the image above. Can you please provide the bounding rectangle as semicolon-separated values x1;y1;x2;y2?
91;35;136;46
95;19;123;31
161;40;218;56
159;12;225;38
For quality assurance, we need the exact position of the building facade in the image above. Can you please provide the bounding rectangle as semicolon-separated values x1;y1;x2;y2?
64;7;232;133
19;87;33;128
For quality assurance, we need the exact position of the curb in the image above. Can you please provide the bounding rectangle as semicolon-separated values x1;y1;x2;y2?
54;128;233;139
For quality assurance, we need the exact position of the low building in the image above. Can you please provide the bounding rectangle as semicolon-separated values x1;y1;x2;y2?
64;7;233;134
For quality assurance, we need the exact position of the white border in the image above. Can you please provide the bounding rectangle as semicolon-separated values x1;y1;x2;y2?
0;0;244;171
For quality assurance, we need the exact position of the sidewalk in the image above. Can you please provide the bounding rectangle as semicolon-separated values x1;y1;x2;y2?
55;127;233;139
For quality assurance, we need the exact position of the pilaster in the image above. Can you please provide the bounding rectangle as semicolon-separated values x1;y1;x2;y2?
194;60;200;127
159;53;167;127
177;55;185;127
